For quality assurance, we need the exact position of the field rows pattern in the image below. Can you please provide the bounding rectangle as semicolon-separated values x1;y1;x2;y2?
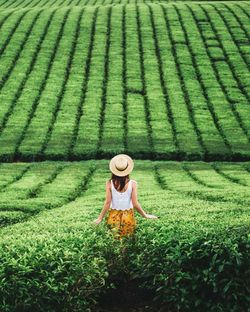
0;1;249;310
0;160;249;227
0;2;249;161
1;0;248;11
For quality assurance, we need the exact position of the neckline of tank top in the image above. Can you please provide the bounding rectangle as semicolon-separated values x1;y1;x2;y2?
111;179;132;194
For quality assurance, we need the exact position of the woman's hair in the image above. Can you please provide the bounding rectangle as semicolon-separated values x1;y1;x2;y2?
109;173;130;192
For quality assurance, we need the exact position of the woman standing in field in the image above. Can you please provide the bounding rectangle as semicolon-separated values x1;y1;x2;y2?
93;154;158;239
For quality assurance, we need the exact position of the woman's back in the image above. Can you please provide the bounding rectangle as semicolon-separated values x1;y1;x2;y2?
110;179;136;210
93;154;158;237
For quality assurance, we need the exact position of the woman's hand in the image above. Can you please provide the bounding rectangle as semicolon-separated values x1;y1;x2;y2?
145;213;158;219
93;217;102;225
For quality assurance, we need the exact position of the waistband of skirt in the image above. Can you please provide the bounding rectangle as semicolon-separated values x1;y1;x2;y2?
109;207;134;211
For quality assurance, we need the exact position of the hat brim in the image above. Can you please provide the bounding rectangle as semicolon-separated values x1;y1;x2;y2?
109;154;134;177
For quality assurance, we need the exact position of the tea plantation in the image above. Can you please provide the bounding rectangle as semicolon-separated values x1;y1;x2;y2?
0;0;250;161
0;0;249;311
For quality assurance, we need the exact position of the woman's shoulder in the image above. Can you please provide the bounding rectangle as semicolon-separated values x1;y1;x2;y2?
130;179;138;186
106;179;112;187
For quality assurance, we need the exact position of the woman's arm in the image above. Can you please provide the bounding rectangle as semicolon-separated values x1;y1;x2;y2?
93;181;111;224
131;181;158;219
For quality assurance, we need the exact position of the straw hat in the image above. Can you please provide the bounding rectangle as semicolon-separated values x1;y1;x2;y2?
109;154;134;177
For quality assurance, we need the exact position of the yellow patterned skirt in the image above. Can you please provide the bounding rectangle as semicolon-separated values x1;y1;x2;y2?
106;208;136;239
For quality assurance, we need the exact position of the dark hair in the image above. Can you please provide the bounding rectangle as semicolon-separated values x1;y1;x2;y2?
109;173;130;192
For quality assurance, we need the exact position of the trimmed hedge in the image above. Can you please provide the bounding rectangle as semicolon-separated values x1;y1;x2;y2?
124;222;250;312
0;225;121;312
0;220;249;311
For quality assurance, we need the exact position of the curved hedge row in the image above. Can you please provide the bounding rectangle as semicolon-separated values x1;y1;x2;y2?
0;157;249;311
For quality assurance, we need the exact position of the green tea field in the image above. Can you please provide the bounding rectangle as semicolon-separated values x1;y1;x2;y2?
0;160;249;311
0;160;249;227
0;0;249;311
0;0;250;161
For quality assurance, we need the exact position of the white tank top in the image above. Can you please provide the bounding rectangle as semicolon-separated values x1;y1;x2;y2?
110;179;136;210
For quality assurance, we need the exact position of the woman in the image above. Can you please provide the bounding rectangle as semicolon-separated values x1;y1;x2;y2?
93;154;158;239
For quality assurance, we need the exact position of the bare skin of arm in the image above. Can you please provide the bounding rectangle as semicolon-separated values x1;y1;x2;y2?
131;182;158;219
93;180;158;225
93;180;112;224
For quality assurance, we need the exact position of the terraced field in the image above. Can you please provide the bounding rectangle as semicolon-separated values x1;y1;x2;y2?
0;0;250;311
0;0;249;161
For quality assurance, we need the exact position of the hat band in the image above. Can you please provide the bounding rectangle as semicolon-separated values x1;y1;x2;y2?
115;163;128;171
